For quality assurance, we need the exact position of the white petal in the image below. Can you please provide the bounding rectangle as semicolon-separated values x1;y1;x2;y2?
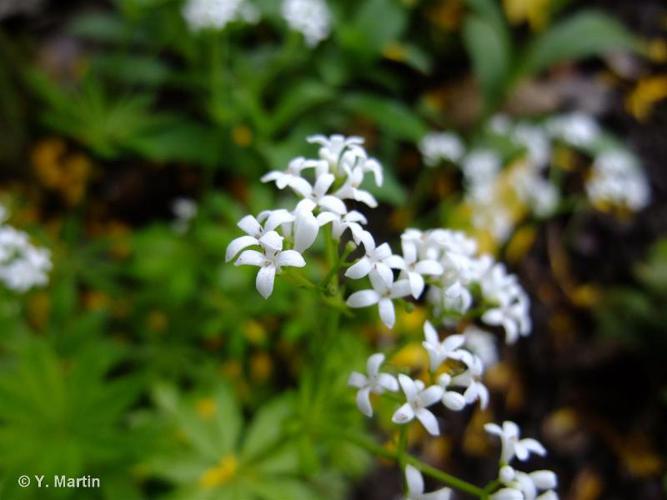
378;373;399;392
225;235;258;262
398;374;418;401
384;255;405;270
264;209;295;231
405;465;424;496
374;243;392;260
288;177;313;198
484;423;503;436
374;262;394;288
255;265;276;299
378;297;396;328
490;488;523;500
442;391;467;411
521;438;547;457
259;231;284;252
353;189;378;207
365;158;383;186
319;195;348;215
276;250;306;268
237;215;261;236
294;212;319;252
442;334;465;352
368;269;391;294
316;211;339;226
314;173;335;196
390;279;412;299
423;321;439;345
359;231;376;253
422;487;452;500
415;408;440;436
355;387;373;417
392;402;415;424
536;492;558;500
366;353;385;376
402;239;417;264
235;250;266;267
408;271;425;298
345;257;372;280
529;471;557;490
420;385;444;406
415;259;444;276
482;308;505;327
347;372;368;389
346;290;380;308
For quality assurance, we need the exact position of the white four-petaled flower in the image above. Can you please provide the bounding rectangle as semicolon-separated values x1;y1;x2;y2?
392;374;443;436
346;270;411;328
485;421;547;464
348;353;398;417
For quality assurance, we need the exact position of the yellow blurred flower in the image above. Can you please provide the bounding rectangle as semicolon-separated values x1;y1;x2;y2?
503;0;551;31
199;455;238;489
626;75;667;121
250;352;273;383
195;397;217;420
232;125;253;147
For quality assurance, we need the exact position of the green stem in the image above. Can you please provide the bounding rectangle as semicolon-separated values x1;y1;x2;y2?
328;428;485;498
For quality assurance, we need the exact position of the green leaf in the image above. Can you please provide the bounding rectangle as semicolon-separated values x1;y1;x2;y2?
342;94;426;141
338;0;407;59
269;81;334;136
521;11;640;77
462;15;511;111
242;395;296;461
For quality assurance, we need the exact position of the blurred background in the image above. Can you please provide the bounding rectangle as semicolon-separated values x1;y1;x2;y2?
0;0;665;499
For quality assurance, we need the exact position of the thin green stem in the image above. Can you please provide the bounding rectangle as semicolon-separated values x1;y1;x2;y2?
326;428;485;498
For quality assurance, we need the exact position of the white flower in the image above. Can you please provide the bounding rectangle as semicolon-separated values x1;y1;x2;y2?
463;326;498;368
547;112;600;147
516;174;559;217
0;219;52;293
345;231;399;285
308;134;365;170
317;210;367;243
480;264;531;344
404;465;452;500
445;353;489;409
171;197;197;234
586;150;650;210
233;231;306;298
436;374;467;411
346;270;411;328
392;375;444;436
490;488;523;500
513;124;551;169
334;166;378;208
422;321;465;372
261;157;323;192
393;236;443;298
290;173;348;214
348;353;398;417
289;201;320;252
182;0;259;31
419;132;464;167
225;210;295;262
462;150;501;185
282;0;331;47
496;466;558;500
485;421;547;464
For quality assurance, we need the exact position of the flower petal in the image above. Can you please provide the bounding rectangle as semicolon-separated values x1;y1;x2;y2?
346;290;380;308
378;373;399;392
235;250;266;267
225;236;258;262
366;353;385;376
237;215;261;236
442;391;467;411
408;271;425;298
293;211;319;252
405;465;424;496
276;250;306;268
319;195;347;215
345;257;372;280
378;297;396;328
392;402;415;424
347;372;367;389
398;374;417;401
420;385;444;406
415;259;444;276
355;387;373;417
255;265;276;299
415;408;440;436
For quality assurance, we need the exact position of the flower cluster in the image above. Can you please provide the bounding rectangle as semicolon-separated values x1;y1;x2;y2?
0;206;52;292
281;0;331;47
182;0;259;32
227;134;553;498
420;112;650;242
486;421;558;500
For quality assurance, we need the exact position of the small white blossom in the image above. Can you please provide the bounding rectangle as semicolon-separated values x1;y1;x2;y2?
183;0;259;31
586;150;650;210
334;166;378;208
436;374;467;411
462;150;501;185
290;173;348;214
348;353;398;417
547;112;600;147
233;231;306;298
225;210;295;262
463;326;498;368
392;374;444;436
171;197;198;234
261;157;323;193
404;465;452;500
346;270;411;328
317;210;367;243
422;321;466;372
480;264;531;344
345;231;399;285
282;0;331;47
485;421;547;464
392;236;443;298
494;466;558;500
419;132;465;167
